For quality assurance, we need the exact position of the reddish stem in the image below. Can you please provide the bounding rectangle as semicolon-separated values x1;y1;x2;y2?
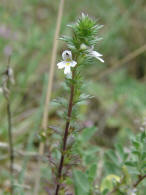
133;174;146;188
55;72;75;195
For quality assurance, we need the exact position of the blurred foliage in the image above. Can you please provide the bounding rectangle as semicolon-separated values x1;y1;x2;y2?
0;0;146;194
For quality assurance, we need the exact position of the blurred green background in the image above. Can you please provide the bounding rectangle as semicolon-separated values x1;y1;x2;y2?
0;0;146;194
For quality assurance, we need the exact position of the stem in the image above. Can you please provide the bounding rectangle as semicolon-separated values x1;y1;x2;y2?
7;98;14;194
133;174;146;188
55;72;75;195
5;63;14;195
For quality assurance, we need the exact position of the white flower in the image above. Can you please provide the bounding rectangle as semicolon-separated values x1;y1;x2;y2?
80;43;104;63
57;50;77;75
89;46;104;63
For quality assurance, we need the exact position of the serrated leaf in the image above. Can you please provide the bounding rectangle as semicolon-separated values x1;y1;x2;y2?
52;97;68;108
76;93;94;104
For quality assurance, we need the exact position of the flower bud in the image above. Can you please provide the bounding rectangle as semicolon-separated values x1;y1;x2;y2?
80;43;87;50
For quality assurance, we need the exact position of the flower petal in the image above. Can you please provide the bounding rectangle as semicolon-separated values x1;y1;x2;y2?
57;61;65;69
70;61;77;67
64;66;71;74
91;50;103;57
62;50;72;61
90;51;104;63
96;56;104;63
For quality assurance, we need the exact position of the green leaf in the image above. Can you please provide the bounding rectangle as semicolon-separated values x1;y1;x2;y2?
132;140;141;150
132;150;141;158
141;160;146;169
142;152;146;160
87;164;97;182
106;150;119;167
126;167;140;175
140;131;146;141
115;144;124;160
73;169;90;195
80;126;97;142
125;161;137;167
77;93;94;104
52;97;68;107
102;189;109;195
123;153;129;161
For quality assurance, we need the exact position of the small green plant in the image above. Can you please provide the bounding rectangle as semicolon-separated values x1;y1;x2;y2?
102;128;146;195
48;13;104;195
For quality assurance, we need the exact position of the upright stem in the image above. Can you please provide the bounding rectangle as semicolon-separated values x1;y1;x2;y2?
4;63;14;194
55;72;75;195
7;97;14;194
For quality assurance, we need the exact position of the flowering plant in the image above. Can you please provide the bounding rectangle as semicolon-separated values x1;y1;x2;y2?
50;13;104;195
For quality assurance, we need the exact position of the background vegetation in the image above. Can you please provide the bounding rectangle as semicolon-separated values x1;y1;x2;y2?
0;0;145;194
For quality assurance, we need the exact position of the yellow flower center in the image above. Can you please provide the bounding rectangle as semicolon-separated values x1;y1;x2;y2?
66;62;70;66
